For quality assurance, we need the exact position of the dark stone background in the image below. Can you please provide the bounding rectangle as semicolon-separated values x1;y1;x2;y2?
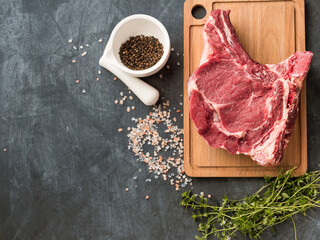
0;0;319;239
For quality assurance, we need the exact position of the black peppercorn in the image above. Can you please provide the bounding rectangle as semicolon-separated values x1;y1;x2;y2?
119;35;164;70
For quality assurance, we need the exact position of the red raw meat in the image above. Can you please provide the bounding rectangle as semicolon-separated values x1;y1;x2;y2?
188;9;313;166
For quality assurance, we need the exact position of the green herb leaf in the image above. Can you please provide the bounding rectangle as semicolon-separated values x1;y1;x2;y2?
180;167;320;240
282;192;289;198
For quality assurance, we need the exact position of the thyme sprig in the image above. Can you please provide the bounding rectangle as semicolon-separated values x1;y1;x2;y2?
180;168;320;240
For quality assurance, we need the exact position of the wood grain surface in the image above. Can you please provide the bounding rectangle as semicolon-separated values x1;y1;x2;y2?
183;0;307;177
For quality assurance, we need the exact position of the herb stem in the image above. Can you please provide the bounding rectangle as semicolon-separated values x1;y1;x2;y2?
181;167;320;240
291;216;297;240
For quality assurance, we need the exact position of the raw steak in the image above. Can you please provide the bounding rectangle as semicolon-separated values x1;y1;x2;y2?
188;9;313;166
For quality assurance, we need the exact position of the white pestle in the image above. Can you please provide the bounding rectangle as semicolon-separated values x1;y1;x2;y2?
99;14;170;106
99;56;159;106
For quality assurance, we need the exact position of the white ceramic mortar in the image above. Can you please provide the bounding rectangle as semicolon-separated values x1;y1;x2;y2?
99;14;170;106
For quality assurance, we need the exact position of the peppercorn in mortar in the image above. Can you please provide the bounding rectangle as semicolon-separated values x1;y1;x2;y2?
119;35;164;70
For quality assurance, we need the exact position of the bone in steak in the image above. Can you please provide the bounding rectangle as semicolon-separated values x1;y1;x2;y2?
188;9;313;166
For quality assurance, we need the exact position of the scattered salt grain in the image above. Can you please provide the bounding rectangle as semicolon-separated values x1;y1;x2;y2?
85;44;89;47
72;59;76;63
125;187;129;192
177;62;180;66
3;148;7;152
81;51;87;56
68;39;73;43
113;77;117;81
114;100;118;104
127;102;189;191
127;107;130;112
177;52;180;56
120;100;124;105
133;176;137;180
145;195;149;200
98;70;102;75
159;74;163;79
82;89;86;94
200;192;205;197
118;128;123;132
120;92;124;97
129;96;133;100
98;39;103;43
80;45;83;49
96;77;100;81
131;106;135;111
73;46;77;50
166;65;170;69
76;80;80;84
163;175;167;181
208;194;212;199
171;47;175;52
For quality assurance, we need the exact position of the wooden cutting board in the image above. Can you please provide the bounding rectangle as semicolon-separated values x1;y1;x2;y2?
183;0;307;177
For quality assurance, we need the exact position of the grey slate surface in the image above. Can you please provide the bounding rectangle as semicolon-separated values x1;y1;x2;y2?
0;0;319;239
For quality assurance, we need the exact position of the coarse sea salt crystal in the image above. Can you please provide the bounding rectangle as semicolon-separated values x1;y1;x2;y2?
126;102;189;190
